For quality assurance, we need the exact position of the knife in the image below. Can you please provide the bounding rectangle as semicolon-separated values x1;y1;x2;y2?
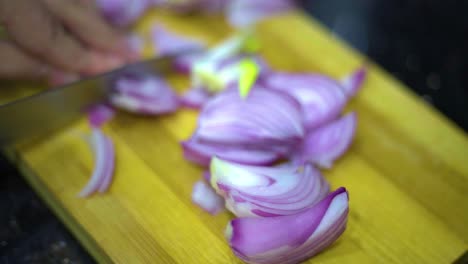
0;54;179;147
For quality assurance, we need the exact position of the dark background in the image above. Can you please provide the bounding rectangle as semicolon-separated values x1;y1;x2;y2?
1;1;467;263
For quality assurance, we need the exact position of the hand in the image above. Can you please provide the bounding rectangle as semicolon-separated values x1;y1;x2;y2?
0;0;135;80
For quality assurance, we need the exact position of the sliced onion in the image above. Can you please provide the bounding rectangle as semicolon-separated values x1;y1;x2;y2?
87;104;115;128
97;0;151;26
198;0;227;12
181;86;304;167
150;23;207;75
175;31;258;77
210;158;329;217
294;112;357;169
264;73;347;131
196;86;304;148
341;66;367;98
182;135;280;167
203;170;211;181
180;87;212;109
173;52;206;75
182;55;270;108
110;73;180;115
190;31;262;91
204;31;260;62
151;23;205;55
193;55;270;93
192;180;225;215
79;128;115;197
226;187;349;264
227;0;295;28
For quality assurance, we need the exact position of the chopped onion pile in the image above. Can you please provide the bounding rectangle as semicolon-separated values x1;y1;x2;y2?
178;33;365;262
76;10;366;262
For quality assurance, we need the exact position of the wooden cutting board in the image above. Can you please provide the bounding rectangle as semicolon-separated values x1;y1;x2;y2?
3;10;468;264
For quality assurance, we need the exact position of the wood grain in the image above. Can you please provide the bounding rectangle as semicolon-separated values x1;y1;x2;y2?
4;9;467;263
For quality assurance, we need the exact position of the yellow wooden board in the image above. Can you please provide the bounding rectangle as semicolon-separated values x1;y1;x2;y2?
3;10;468;263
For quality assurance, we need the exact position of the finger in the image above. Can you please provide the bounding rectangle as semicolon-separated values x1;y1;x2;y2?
43;0;131;57
0;0;92;72
81;50;126;75
76;0;97;11
48;70;80;87
0;41;50;80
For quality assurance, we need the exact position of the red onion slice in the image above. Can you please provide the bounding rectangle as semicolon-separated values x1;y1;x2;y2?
226;188;349;264
79;128;115;197
341;66;367;98
182;136;280;167
294;112;357;169
173;53;206;75
210;158;330;217
192;180;225;215
110;74;180;115
182;55;270;107
97;0;151;26
151;23;205;55
87;104;115;128
180;87;212;109
264;73;347;131
227;0;295;28
196;86;304;147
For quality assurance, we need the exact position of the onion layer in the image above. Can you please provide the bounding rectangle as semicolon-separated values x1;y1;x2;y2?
79;128;115;197
110;73;180;115
180;87;212;109
226;187;349;264
182;135;280;167
210;158;330;217
264;73;347;131
192;180;225;215
294;112;357;169
341;66;367;98
97;0;151;26
151;23;205;55
182;86;304;166
227;0;295;28
196;86;304;147
87;104;115;128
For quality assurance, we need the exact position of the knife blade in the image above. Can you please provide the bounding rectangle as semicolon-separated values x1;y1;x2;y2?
0;54;179;147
